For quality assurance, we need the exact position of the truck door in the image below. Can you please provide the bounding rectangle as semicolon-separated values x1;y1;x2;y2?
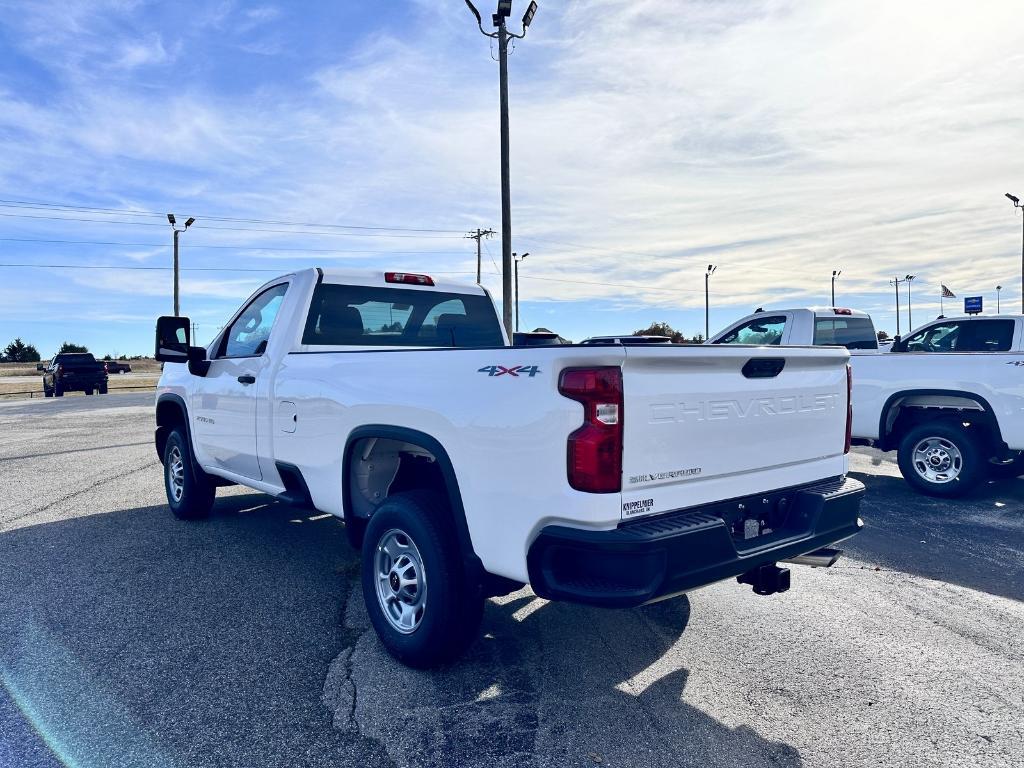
192;283;289;480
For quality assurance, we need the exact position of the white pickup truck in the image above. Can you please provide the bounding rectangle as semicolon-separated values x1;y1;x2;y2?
711;308;1024;495
154;268;863;667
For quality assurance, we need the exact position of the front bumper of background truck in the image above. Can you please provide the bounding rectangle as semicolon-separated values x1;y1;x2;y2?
527;476;864;607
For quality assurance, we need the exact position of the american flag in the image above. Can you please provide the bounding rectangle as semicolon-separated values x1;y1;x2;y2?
941;285;956;298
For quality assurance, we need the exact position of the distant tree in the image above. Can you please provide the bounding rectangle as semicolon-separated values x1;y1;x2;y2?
119;354;129;360
633;322;685;343
103;354;112;361
687;333;706;344
876;330;891;341
3;338;41;362
58;342;89;354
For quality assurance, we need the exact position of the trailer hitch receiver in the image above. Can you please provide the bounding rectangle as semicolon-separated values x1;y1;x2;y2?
737;563;791;596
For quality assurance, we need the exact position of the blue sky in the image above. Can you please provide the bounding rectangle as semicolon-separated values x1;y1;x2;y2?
1;0;1023;356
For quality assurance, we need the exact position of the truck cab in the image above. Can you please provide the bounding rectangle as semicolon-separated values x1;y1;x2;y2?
709;308;879;352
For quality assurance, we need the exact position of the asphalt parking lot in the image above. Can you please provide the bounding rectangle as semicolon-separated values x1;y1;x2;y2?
1;394;1022;767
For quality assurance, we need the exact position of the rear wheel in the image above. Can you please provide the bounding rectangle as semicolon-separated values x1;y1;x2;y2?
361;492;483;668
163;428;215;519
43;383;53;398
85;389;94;396
54;385;64;398
98;384;108;394
898;421;985;497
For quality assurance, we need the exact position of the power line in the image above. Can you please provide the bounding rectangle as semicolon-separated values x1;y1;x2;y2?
0;263;479;275
0;198;465;233
521;275;704;295
0;237;472;255
0;211;463;238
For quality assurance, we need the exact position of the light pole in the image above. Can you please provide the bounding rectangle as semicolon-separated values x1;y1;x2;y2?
1007;193;1023;314
889;276;906;336
997;285;1002;314
465;0;539;338
705;264;717;339
167;214;195;317
831;270;841;306
514;252;529;331
905;274;916;331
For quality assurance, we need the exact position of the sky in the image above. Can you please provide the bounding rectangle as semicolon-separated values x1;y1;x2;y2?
0;0;1023;357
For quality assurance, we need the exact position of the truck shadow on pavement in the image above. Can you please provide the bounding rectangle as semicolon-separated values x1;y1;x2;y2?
0;493;802;768
846;471;1024;601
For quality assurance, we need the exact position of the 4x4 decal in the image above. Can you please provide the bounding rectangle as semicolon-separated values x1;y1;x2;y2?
478;365;541;377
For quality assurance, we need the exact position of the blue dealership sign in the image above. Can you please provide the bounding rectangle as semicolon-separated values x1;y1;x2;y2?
964;296;983;315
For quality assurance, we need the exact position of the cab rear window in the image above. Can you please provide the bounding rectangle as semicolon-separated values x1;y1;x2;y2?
302;283;504;347
813;317;878;350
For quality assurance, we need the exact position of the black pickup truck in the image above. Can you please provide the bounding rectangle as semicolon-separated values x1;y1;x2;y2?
42;353;109;397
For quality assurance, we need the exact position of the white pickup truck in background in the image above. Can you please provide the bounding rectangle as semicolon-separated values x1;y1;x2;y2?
711;307;1024;496
153;268;863;667
852;314;1024;496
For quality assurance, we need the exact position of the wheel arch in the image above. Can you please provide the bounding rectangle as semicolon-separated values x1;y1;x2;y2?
155;393;192;465
342;424;487;589
878;388;1004;452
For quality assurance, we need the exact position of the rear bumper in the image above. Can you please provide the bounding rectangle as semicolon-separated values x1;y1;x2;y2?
526;476;864;607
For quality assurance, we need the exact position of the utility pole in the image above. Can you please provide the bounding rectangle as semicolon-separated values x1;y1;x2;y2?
514;252;529;331
905;274;916;331
1006;193;1023;314
465;0;539;337
997;285;1002;314
831;270;841;306
465;228;495;284
705;264;717;339
889;275;908;336
167;214;195;317
191;322;199;342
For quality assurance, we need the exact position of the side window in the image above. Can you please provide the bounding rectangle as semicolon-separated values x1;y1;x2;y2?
902;322;963;352
958;320;1016;352
222;283;289;358
418;299;467;342
714;316;786;345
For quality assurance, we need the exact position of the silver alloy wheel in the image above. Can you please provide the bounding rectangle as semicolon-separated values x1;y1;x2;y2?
911;436;963;485
374;528;427;635
168;445;185;503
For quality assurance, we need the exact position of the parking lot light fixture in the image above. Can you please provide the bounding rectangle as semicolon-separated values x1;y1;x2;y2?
1006;192;1023;314
831;270;841;306
522;0;538;27
167;213;196;317
905;275;916;331
705;264;717;339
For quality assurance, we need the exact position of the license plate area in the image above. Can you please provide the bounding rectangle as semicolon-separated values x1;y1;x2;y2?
708;488;813;551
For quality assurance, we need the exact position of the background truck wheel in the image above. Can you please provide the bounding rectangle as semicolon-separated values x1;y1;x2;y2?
54;385;64;398
361;492;484;668
99;384;108;394
897;420;984;497
163;428;215;519
85;389;94;396
43;386;52;398
989;451;1024;480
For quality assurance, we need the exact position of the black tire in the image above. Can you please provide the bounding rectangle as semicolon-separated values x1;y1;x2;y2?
163;428;215;520
43;385;53;398
54;385;64;398
989;452;1024;480
897;420;985;497
85;389;94;396
98;384;108;394
361;492;484;668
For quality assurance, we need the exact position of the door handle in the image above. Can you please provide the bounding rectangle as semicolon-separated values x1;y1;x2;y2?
237;375;256;385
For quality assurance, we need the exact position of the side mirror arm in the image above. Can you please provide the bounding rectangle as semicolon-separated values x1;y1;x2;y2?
187;346;210;377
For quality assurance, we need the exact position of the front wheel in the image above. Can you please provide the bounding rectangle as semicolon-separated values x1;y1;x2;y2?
361;492;483;668
163;428;215;519
85;389;94;396
98;384;108;394
54;385;64;398
897;421;985;497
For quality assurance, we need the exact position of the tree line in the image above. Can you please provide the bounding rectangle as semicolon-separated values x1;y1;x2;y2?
1;339;90;362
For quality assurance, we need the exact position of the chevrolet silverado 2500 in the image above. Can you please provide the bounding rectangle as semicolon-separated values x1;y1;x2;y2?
153;268;864;667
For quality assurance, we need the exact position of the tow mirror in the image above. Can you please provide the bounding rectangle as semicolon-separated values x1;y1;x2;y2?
155;316;190;363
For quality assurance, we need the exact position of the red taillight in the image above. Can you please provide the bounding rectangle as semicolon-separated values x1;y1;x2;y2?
559;367;623;493
385;272;435;286
844;364;853;454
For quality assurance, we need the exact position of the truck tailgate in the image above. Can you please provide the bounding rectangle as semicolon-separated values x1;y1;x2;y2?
619;346;849;520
